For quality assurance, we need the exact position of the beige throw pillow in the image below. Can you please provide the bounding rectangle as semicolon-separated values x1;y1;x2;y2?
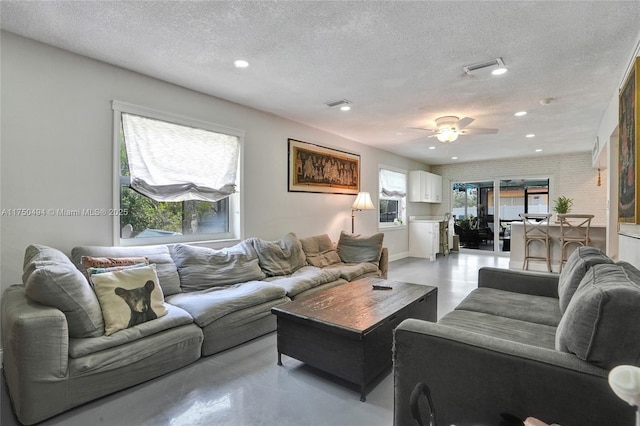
91;264;167;335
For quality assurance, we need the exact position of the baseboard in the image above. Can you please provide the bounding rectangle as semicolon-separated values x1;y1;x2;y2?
389;251;409;262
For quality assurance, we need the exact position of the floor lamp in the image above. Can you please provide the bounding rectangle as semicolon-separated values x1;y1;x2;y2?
351;192;375;233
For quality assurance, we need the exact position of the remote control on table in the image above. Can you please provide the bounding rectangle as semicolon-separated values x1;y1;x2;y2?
372;284;393;290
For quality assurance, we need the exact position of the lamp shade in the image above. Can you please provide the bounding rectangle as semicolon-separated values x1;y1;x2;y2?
609;365;640;407
436;130;459;143
352;192;375;210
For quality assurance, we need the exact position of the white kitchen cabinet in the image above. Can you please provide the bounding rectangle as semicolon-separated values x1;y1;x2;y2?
408;171;442;203
408;219;440;260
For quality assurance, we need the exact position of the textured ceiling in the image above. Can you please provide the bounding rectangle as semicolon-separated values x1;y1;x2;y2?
2;1;640;165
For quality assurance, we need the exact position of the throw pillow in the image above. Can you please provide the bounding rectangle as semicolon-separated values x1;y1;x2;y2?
555;263;640;369
81;255;149;278
299;234;342;268
336;231;384;266
251;233;306;276
22;244;105;337
557;246;612;314
172;242;266;292
91;264;168;335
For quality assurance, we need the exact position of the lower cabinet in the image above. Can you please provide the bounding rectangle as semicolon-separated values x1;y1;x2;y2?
408;220;440;260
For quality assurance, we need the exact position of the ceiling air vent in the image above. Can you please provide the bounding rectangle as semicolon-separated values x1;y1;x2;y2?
325;99;352;108
463;57;505;75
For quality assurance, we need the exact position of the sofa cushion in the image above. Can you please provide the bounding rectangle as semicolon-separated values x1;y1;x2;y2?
264;265;342;297
439;310;557;350
324;261;380;281
166;281;287;328
557;246;612;313
555;263;640;369
172;242;266;292
455;287;562;327
91;264;168;336
336;231;384;266
299;234;341;268
23;244;104;337
72;245;182;296
68;303;194;358
251;232;306;276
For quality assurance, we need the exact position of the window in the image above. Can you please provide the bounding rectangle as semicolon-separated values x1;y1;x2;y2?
113;101;243;245
379;166;407;226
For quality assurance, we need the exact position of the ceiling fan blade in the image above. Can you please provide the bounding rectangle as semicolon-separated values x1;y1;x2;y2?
409;127;438;132
460;127;499;135
455;117;475;130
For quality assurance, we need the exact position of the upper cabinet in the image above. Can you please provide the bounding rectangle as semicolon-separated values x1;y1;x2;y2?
408;171;442;203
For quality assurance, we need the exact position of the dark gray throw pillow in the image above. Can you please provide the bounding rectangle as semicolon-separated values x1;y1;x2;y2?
336;231;384;266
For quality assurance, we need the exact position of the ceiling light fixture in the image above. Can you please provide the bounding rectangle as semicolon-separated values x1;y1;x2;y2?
514;111;527;117
491;67;508;76
436;129;459;143
526;134;535;138
535;149;543;152
234;59;249;68
340;105;351;111
451;156;458;160
428;146;436;150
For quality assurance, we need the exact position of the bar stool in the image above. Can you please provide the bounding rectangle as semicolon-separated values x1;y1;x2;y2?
558;214;594;272
519;213;552;272
439;213;451;256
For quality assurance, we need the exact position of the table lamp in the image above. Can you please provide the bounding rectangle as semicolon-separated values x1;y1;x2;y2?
609;365;640;426
351;192;374;233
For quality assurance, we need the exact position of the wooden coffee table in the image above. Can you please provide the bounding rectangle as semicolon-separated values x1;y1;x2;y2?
271;276;437;401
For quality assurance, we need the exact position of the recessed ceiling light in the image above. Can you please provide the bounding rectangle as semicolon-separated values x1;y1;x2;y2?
514;111;527;117
535;149;543;152
429;146;436;150
526;134;535;138
340;105;351;111
451;156;458;160
491;67;508;76
234;59;249;68
396;132;404;135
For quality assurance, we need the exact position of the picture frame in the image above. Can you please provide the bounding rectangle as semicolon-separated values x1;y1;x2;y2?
288;139;360;195
618;57;640;224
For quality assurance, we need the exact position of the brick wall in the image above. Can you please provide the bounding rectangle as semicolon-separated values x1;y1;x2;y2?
430;152;607;226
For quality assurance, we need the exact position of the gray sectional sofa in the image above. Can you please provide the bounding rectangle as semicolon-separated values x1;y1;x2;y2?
393;247;639;426
1;231;387;425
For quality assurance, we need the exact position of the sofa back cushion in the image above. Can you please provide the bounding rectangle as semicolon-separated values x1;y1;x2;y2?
251;233;306;276
23;244;105;337
72;245;182;296
299;234;342;268
172;242;266;292
557;246;612;313
336;231;384;266
555;263;640;369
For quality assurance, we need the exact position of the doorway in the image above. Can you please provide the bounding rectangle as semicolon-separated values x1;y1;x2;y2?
452;178;550;253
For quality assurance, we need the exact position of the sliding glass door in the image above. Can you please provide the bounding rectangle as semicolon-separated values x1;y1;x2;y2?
452;178;549;253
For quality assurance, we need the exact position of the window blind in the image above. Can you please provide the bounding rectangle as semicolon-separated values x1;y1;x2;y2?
380;168;406;198
122;113;240;203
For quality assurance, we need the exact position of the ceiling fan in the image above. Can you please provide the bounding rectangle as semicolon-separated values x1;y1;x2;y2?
411;116;498;143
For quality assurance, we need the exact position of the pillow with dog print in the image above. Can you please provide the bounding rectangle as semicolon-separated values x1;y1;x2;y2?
91;264;167;335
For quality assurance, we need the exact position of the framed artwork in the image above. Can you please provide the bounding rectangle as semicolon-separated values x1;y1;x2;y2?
288;139;360;195
618;57;640;223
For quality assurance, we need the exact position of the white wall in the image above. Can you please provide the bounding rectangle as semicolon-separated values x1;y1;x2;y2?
0;31;431;291
430;152;607;225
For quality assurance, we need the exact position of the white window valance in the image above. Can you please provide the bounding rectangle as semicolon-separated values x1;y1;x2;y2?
380;168;407;198
122;113;240;203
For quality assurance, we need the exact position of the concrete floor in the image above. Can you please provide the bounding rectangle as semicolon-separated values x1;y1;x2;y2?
1;252;509;426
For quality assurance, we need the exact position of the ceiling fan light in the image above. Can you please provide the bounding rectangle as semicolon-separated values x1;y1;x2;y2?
437;130;459;143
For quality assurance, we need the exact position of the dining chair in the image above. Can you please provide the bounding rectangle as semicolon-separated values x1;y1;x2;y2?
558;214;594;272
519;213;552;272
